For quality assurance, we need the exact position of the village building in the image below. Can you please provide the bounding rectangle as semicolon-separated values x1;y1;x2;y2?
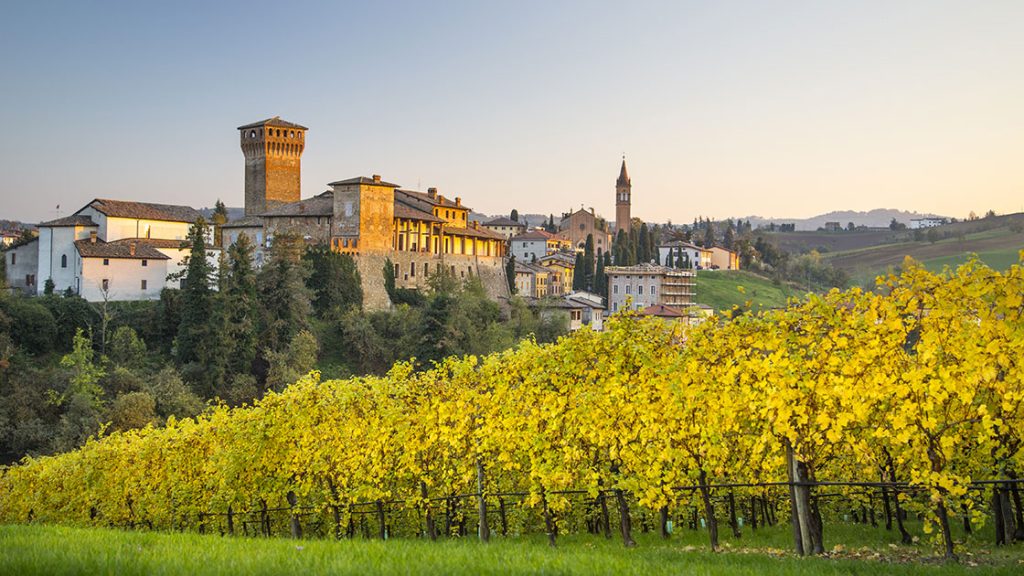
510;229;570;262
657;240;711;269
708;246;740;270
223;117;508;309
558;208;612;255
4;199;215;301
481;216;526;239
514;261;552;298
537;252;575;296
910;217;945;229
606;263;696;314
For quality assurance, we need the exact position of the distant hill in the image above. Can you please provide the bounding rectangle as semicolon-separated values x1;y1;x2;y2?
0;219;36;233
741;209;948;232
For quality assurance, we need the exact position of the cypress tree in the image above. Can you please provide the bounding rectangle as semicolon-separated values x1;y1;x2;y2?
572;253;585;291
638;223;650;263
212;199;229;247
505;255;517;295
583;234;595;290
593;249;606;300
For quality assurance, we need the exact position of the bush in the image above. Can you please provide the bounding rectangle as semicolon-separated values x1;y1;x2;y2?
0;297;57;355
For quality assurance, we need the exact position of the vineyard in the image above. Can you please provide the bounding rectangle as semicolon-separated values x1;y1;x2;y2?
1;256;1023;561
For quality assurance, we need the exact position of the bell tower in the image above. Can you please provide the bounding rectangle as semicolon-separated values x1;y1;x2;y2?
615;156;631;234
238;117;307;216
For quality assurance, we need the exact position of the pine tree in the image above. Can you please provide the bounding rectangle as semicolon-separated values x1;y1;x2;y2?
304;245;362;317
703;222;716;248
176;218;214;366
258;232;312;354
724;225;736;250
224;233;259;381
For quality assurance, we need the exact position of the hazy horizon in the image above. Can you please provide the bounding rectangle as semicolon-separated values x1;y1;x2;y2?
2;1;1022;224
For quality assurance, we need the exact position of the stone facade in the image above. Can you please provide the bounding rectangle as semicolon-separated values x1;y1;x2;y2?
558;208;611;255
239;117;307;216
606;263;696;314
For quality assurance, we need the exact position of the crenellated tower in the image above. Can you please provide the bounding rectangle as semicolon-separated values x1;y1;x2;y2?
615;157;631;234
238;117;307;216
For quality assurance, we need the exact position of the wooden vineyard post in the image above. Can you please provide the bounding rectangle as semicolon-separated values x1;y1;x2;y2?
613;488;636;548
477;462;490;542
498;497;508;537
376;500;387;540
728;491;741;538
786;443;811;555
540;489;557;547
260;499;270;537
697;470;719;551
287;491;302;539
421;481;437;541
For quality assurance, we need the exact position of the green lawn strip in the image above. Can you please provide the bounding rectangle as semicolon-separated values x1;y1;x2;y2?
4;523;1019;576
696;271;806;312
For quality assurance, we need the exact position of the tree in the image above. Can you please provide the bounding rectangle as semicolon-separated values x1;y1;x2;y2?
303;245;362;317
510;209;519;223
265;330;318;392
212;199;229;246
108;326;146;369
258;232;312;354
43;278;55;296
703;222;716;248
572;253;585;291
505;255;517;295
593;249;607;300
583;234;595;290
176;218;214;366
847;222;855;232
638;223;650;263
723;225;736;250
58;328;105;406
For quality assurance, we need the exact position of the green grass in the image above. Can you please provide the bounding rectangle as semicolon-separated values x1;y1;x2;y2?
696;270;807;312
919;247;1024;274
2;523;1021;575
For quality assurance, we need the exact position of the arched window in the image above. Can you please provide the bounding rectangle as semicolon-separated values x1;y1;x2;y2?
61;254;67;268
249;130;256;139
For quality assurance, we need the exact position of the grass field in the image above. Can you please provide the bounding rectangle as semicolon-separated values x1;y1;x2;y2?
696;270;807;312
2;523;1022;575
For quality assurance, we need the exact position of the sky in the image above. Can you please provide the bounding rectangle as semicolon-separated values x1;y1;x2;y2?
1;0;1022;224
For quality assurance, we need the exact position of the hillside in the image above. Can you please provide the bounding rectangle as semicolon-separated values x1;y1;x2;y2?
821;214;1024;283
742;208;947;231
695;270;806;312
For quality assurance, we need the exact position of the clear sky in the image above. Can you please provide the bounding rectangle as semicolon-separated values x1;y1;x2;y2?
1;1;1021;224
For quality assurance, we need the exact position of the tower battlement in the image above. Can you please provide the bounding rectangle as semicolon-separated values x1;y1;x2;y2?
238;117;307;216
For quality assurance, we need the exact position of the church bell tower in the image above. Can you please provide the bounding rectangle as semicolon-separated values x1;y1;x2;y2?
615;157;631;235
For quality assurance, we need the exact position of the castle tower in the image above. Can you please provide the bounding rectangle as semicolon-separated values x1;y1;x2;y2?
615;157;631;234
238;117;307;216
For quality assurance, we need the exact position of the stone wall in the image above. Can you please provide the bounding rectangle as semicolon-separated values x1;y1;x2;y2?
354;251;510;311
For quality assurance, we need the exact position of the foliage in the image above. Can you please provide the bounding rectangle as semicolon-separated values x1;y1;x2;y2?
303;245;362;317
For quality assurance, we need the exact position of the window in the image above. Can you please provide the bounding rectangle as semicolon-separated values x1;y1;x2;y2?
625;285;632;295
613;285;618;294
10;253;14;265
410;262;416;277
25;274;31;285
102;279;109;291
142;259;148;267
394;263;400;277
613;302;618;312
61;254;67;268
638;285;643;295
249;130;256;138
651;285;656;295
103;259;110;266
141;280;148;290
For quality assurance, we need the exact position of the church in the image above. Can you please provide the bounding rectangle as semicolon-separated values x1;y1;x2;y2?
221;117;509;309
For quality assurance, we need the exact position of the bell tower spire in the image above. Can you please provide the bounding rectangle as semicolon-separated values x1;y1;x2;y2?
615;155;631;235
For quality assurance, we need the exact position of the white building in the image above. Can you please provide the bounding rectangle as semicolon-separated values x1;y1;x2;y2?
6;199;217;301
481;216;526;239
657;241;710;269
511;229;566;262
4;238;39;294
708;246;739;270
910;218;945;229
606;263;696;314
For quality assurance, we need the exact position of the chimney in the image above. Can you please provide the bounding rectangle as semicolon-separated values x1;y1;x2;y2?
590;207;595;215
129;242;136;256
455;197;462;207
372;174;381;183
438;194;445;205
427;187;437;199
89;230;97;243
473;221;479;230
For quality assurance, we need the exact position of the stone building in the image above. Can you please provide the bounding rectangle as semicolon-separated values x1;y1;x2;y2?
224;117;509;310
606;263;696;314
481;216;526;239
558;208;611;255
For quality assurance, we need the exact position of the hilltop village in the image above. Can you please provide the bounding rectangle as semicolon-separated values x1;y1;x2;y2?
4;116;741;328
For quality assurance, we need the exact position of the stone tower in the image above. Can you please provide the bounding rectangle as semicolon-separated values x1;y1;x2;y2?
238;117;307;216
615;157;631;234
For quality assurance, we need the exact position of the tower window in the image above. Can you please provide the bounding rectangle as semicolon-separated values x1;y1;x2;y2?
250;130;256;139
289;131;295;138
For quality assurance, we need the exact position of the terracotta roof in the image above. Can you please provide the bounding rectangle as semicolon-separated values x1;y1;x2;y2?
640;304;686;318
515;262;550;275
395;189;468;210
38;215;98;228
445;225;505;241
135;238;192;250
539;252;576;266
394;202;444;223
659;240;705;250
262;191;333;217
512;229;557;241
74;238;170;260
329;176;401;188
237;116;308;130
88;199;203;223
483;217;524;228
221;216;265;229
